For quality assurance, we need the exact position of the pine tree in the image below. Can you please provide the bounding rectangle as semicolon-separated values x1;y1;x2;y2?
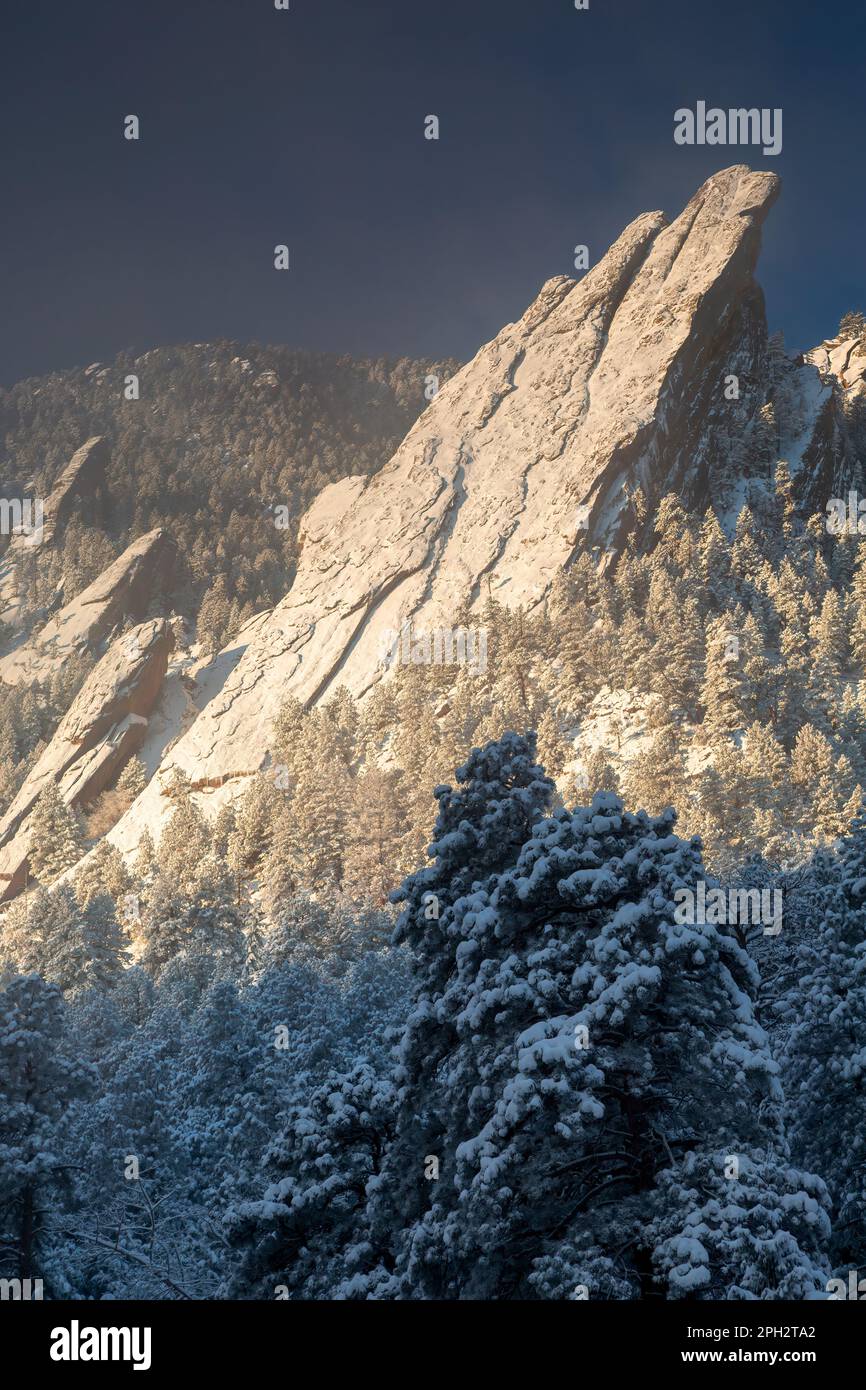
0;974;93;1285
790;724;858;839
699;617;738;739
784;810;866;1268
390;732;555;988
265;748;352;897
196;577;232;655
731;505;766;580
225;774;280;888
773;460;798;546
74;839;131;908
157;771;211;894
739;721;792;848
653;494;694;571
271;695;306;767
621;718;688;817
43;887;130;994
116;755;148;800
810;589;849;680
358;680;400;761
534;706;571;781
27;782;86;885
381;789;827;1298
342;767;404;905
224;1063;397;1299
234;749;829;1300
133;828;157;881
692;739;753;868
848;545;866;673
578;744;620;799
323;686;359;768
176;981;276;1204
697;509;732;608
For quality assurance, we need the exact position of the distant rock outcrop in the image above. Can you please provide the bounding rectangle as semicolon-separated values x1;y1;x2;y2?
34;434;110;550
795;333;866;507
0;618;174;900
0;435;111;626
0;527;175;686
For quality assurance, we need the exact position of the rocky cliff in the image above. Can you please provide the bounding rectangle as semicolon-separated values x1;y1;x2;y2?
0;435;110;621
0;618;174;900
0;527;175;686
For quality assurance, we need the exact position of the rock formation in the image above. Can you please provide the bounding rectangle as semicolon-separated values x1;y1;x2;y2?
0;436;109;625
0;527;175;686
55;165;866;863
0;618;174;900
32;434;110;551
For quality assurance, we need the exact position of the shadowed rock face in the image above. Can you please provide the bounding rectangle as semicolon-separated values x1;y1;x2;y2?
0;618;174;901
797;334;866;508
37;434;110;549
102;165;793;857
0;527;176;686
0;435;110;625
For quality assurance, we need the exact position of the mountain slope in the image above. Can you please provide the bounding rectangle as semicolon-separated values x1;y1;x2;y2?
105;166;790;852
0;343;459;628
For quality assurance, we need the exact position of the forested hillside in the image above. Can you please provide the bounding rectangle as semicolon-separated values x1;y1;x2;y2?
0;341;459;628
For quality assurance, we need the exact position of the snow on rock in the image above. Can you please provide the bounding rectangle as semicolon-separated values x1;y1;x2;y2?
105;612;272;859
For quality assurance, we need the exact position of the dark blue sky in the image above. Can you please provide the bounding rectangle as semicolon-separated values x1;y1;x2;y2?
1;0;864;385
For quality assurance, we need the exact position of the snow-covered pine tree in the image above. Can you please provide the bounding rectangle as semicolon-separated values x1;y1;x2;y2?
225;773;280;887
225;1063;397;1299
783;805;866;1270
27;781;86;885
196;577;232;656
27;884;130;995
390;731;555;990
116;755;148;800
174;980;276;1206
534;706;571;782
157;771;211;894
700;615;748;742
810;589;850;682
366;775;827;1298
621;714;688;818
228;736;828;1299
790;724;859;840
579;744;620;799
132;828;157;882
74;838;131;908
0;974;94;1286
264;714;353;896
